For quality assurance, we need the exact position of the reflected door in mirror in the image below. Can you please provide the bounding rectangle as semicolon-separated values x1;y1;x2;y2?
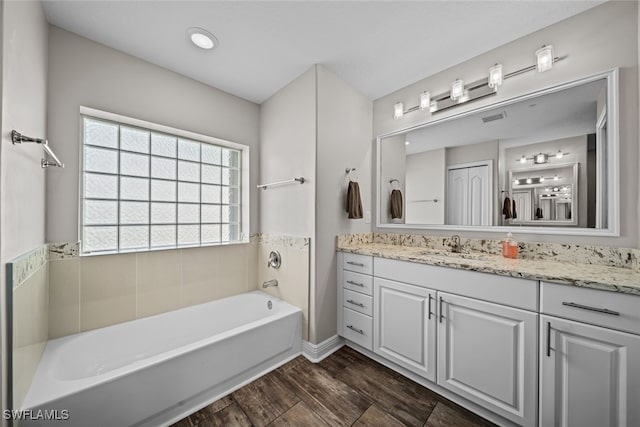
446;164;491;226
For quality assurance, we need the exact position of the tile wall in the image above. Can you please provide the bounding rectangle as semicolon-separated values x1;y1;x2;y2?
8;246;49;409
48;240;260;339
257;235;310;340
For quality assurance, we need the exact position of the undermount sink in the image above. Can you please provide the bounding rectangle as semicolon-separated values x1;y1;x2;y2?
419;249;489;261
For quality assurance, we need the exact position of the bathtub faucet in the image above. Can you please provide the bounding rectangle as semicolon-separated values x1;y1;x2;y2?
262;279;278;288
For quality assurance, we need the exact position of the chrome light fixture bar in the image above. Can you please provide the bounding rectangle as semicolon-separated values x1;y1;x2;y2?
393;45;566;118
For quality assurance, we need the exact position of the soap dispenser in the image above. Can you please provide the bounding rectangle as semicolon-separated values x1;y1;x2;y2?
502;232;518;259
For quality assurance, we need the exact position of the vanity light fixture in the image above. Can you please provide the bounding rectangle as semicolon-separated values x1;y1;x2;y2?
187;27;218;50
517;150;569;164
536;45;554;72
450;79;465;101
488;64;503;88
526;177;532;184
391;44;564;118
393;102;404;119
420;92;431;111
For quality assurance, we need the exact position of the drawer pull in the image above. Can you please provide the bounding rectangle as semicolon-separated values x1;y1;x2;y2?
346;325;364;335
562;301;620;316
347;299;365;308
439;297;444;323
346;261;366;267
346;280;364;287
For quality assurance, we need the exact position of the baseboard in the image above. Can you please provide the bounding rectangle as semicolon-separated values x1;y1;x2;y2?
302;335;344;362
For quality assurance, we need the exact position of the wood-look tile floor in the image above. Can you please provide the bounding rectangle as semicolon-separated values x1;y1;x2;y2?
172;346;496;427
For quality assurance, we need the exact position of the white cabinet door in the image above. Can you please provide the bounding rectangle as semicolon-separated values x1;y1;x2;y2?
373;278;437;381
437;292;537;427
540;315;640;427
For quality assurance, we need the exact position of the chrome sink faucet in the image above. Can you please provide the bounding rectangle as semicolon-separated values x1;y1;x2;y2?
450;235;462;253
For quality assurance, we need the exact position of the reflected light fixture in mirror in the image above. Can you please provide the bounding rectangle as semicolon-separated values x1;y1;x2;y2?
393;102;404;119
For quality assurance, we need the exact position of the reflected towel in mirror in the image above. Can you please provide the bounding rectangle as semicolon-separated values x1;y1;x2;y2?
512;199;517;219
502;196;512;219
346;181;363;219
390;189;403;219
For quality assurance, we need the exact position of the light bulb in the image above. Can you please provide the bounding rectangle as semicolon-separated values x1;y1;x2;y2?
554;174;559;181
526;177;532;184
513;179;519;185
429;100;438;113
420;92;431;111
450;79;464;101
556;150;564;159
540;176;545;182
520;155;527;164
536;45;554;73
457;89;470;104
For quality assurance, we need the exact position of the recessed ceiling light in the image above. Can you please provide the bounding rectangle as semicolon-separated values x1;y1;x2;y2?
187;27;218;50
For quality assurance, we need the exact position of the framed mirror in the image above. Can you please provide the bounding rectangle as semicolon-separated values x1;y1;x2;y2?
376;69;619;236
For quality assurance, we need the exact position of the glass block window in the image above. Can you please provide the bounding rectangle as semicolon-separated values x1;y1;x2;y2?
81;115;242;255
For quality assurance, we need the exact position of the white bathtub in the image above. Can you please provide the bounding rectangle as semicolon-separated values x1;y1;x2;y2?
22;291;302;426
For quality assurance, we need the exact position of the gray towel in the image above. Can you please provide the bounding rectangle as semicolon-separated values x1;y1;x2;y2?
346;181;363;219
390;189;403;219
502;197;512;219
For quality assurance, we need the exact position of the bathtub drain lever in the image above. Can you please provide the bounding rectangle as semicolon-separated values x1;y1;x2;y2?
262;279;279;288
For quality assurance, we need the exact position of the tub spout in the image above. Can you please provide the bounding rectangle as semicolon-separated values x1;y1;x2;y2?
262;279;278;288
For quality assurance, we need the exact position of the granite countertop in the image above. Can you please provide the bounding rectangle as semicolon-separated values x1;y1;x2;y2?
337;242;640;296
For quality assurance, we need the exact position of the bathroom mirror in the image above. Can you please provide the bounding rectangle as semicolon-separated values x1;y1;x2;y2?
376;69;619;235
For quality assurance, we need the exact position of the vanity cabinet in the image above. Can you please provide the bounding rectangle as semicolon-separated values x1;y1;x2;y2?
438;292;537;427
338;253;374;351
539;282;640;427
373;277;436;381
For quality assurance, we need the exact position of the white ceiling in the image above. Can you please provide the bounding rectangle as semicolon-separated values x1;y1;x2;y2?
42;0;605;104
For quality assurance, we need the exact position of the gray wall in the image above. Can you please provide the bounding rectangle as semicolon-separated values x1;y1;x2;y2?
46;26;260;243
373;1;639;247
315;65;372;344
259;65;373;344
1;1;49;414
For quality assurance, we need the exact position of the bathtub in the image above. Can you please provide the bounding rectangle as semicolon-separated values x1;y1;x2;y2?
21;290;302;426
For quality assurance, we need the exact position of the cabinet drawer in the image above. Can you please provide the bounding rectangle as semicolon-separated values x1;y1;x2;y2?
343;253;373;275
343;289;373;316
343;308;373;350
541;281;640;335
343;270;373;296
